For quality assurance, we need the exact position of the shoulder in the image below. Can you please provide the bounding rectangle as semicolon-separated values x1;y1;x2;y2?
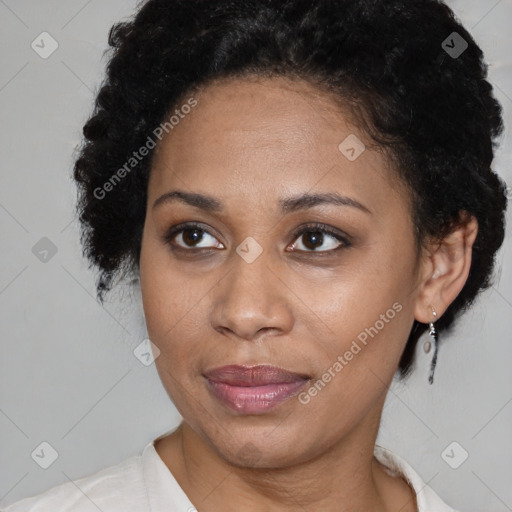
374;444;460;512
1;453;146;512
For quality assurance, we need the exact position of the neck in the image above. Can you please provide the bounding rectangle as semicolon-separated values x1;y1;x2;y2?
156;397;417;511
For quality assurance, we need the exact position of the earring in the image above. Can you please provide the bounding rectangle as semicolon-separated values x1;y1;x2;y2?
427;306;439;385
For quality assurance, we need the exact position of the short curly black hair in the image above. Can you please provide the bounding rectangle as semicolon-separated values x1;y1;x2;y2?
73;0;508;379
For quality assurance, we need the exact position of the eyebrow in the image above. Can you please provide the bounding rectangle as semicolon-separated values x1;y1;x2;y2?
152;190;372;215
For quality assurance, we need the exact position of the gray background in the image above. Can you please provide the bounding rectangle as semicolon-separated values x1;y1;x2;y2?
0;0;511;510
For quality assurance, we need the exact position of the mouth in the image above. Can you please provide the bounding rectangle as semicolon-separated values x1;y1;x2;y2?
203;364;310;414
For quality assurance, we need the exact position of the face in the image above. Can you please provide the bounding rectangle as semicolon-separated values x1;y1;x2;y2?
139;75;424;468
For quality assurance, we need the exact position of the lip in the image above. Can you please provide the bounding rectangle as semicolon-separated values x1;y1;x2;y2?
203;364;310;414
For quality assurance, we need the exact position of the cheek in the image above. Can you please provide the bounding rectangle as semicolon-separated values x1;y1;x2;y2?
140;264;203;413
308;245;416;375
139;236;200;372
296;278;413;432
140;221;192;327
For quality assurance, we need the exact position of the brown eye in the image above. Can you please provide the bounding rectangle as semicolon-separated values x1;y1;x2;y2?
181;227;206;247
163;223;224;250
288;223;351;253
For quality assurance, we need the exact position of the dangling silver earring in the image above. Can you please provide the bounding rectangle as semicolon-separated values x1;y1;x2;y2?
427;306;438;385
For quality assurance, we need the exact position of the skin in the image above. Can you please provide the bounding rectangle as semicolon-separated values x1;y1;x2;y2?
138;75;478;512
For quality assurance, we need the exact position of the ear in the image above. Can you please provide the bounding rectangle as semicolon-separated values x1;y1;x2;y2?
413;211;479;323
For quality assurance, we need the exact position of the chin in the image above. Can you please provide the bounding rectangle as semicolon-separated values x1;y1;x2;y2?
200;421;322;470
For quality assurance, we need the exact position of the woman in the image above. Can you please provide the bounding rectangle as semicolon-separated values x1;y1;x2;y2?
3;0;507;510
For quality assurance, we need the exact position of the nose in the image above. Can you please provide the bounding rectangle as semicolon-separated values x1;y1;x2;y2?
209;248;294;342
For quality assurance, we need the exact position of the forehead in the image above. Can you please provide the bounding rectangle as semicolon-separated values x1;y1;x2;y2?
149;75;406;216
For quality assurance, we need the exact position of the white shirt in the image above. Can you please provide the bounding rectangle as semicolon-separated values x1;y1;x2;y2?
2;430;458;512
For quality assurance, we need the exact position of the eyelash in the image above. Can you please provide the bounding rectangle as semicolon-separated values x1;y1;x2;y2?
162;222;352;255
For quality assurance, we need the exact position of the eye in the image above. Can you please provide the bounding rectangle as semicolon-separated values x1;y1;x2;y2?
163;222;224;251
288;223;351;253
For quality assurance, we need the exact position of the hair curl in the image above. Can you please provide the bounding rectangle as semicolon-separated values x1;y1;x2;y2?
73;0;508;379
